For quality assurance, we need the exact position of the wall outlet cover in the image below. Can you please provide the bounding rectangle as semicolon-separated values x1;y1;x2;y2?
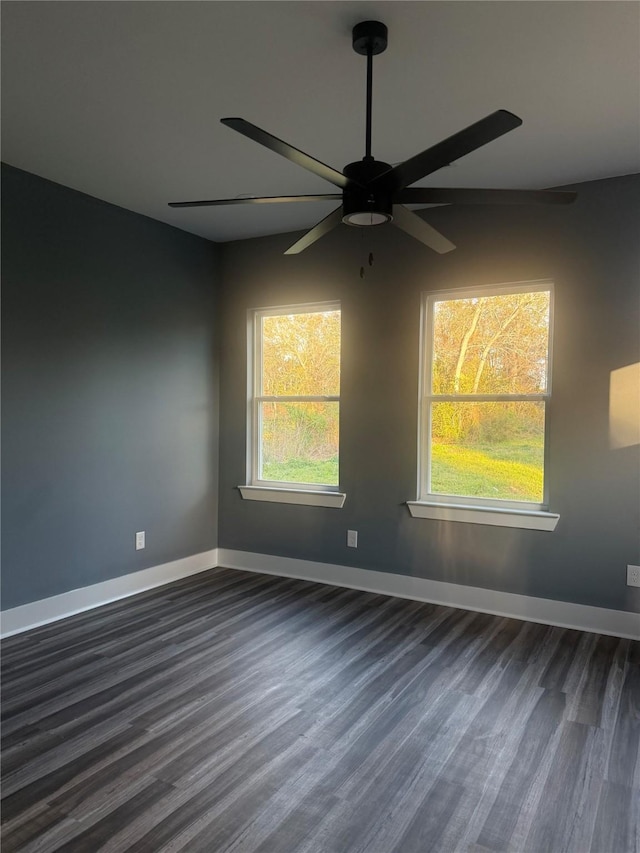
136;531;146;551
627;565;640;587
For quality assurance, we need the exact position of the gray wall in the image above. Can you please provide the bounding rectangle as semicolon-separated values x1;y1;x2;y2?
218;174;640;614
3;166;638;616
2;164;220;609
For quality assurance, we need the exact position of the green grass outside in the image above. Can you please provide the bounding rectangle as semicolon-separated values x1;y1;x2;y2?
262;457;339;486
262;440;543;502
431;440;543;501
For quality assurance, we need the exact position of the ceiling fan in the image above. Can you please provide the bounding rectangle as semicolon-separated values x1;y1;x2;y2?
169;20;576;255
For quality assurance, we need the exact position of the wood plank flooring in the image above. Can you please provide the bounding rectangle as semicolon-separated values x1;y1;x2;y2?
1;567;638;852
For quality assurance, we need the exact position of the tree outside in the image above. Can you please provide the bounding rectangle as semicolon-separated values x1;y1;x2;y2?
260;310;340;485
430;289;550;502
256;291;550;500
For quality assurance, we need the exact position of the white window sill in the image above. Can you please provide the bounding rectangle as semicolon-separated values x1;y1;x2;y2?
406;501;559;531
239;486;346;508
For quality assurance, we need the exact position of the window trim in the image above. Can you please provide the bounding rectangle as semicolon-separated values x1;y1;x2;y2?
413;279;556;524
243;301;344;504
238;485;346;508
406;500;559;530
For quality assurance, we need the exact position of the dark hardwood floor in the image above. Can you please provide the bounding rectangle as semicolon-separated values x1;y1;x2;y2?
1;567;638;852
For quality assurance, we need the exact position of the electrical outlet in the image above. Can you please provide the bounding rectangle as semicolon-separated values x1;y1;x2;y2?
347;530;358;548
136;531;145;551
627;565;640;587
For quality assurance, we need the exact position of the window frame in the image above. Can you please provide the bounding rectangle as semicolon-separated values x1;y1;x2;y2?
246;300;342;495
417;279;555;514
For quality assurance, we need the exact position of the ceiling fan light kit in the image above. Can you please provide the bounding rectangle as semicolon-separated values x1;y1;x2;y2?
169;21;576;254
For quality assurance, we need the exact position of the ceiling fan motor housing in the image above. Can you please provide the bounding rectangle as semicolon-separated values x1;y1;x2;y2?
342;159;394;226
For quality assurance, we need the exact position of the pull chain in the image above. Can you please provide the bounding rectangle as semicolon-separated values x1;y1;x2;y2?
359;251;375;279
358;228;375;278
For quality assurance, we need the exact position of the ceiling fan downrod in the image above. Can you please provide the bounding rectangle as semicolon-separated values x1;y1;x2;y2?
352;21;388;162
342;21;392;226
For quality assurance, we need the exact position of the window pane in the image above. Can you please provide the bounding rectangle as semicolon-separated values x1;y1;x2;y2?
430;401;545;502
432;291;550;395
262;310;340;396
260;401;339;485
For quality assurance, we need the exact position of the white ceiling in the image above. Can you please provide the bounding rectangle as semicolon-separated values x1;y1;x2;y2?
2;1;639;243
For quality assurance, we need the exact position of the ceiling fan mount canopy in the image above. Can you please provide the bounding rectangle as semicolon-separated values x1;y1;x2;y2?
168;20;576;254
352;20;388;56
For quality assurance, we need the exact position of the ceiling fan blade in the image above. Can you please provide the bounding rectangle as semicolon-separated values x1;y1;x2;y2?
398;187;577;206
284;207;344;255
392;205;455;254
375;110;523;192
221;118;357;190
169;194;342;209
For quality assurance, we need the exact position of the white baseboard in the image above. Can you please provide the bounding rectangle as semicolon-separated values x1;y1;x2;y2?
3;546;637;641
218;548;640;641
0;549;219;638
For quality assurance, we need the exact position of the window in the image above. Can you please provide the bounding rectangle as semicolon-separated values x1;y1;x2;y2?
409;281;559;529
240;302;345;507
